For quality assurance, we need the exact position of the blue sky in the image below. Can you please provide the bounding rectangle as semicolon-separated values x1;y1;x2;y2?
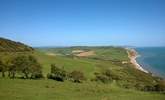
0;0;165;47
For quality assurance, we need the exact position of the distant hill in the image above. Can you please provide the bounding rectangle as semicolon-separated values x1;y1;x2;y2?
0;37;34;52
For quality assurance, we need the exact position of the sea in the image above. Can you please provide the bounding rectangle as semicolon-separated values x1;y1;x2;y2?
136;47;165;79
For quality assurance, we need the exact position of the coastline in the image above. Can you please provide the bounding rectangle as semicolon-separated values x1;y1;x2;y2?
126;48;148;73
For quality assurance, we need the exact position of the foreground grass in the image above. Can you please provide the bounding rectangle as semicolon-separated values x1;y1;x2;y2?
0;79;165;100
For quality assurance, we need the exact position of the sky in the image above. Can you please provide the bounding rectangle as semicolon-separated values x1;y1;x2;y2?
0;0;165;47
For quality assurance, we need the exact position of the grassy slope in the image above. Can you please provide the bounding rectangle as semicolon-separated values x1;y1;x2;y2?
34;51;97;78
33;48;131;79
34;47;158;86
0;79;165;100
0;47;165;100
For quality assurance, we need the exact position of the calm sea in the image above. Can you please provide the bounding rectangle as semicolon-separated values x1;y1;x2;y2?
136;47;165;79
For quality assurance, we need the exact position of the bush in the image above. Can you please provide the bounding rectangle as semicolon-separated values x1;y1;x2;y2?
103;69;121;80
68;70;85;83
154;80;165;92
31;72;43;79
136;80;165;92
94;73;110;83
47;64;67;82
93;69;118;83
143;85;155;91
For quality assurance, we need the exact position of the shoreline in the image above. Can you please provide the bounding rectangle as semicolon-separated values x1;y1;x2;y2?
126;48;148;73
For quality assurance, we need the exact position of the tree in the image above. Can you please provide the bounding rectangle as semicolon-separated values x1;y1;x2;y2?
11;55;30;78
68;70;85;83
8;62;17;79
6;58;16;78
30;63;43;79
28;55;43;79
10;55;43;79
47;64;67;82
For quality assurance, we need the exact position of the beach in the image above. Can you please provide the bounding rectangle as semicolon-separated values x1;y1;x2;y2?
126;48;148;73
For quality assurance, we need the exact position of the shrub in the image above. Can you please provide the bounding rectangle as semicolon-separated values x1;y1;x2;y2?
103;69;121;80
154;80;165;92
31;72;43;79
47;64;67;82
93;69;118;83
68;70;85;83
138;80;165;92
143;85;155;91
94;73;110;83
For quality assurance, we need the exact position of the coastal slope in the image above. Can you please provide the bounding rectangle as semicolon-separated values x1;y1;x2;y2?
0;38;165;100
127;48;148;73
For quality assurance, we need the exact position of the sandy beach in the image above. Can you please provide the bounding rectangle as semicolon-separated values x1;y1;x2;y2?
126;48;148;73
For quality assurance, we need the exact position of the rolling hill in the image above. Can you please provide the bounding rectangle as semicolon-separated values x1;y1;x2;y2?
0;37;33;52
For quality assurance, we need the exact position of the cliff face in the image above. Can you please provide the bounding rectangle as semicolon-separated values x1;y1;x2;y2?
0;37;34;52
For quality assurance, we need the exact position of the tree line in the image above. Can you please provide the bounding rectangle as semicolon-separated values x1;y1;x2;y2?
0;55;43;79
0;55;86;83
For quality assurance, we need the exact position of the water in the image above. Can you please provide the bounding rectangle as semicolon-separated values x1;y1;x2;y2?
136;47;165;79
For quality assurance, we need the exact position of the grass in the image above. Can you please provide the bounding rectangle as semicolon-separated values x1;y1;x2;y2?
33;47;130;78
34;48;158;87
0;78;164;100
33;51;97;78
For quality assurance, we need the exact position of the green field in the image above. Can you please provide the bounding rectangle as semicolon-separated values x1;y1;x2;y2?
0;46;165;100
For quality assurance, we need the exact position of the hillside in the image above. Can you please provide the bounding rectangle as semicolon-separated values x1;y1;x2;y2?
0;38;165;100
35;47;164;90
0;37;33;52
